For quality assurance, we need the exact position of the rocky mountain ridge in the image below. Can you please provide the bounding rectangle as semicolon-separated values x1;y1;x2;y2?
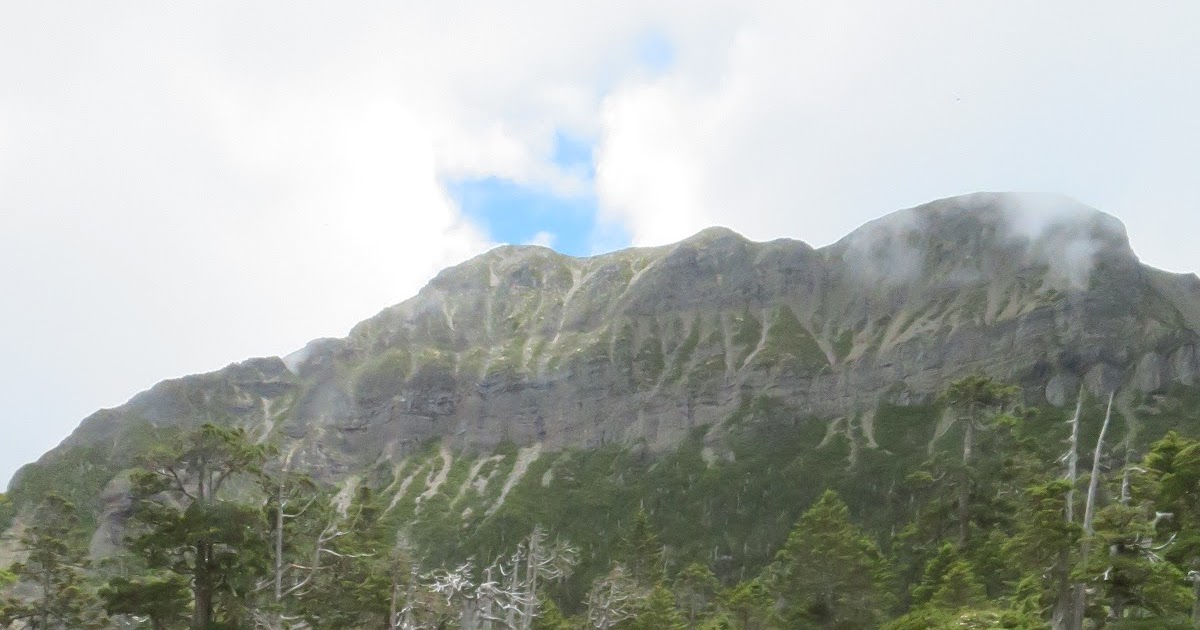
15;192;1200;492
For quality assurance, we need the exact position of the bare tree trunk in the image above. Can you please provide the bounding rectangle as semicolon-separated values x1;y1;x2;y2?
1050;556;1075;630
389;576;399;630
958;405;976;546
521;534;539;630
194;543;214;630
1070;391;1114;630
1066;387;1083;522
1119;447;1132;505
275;487;285;602
1085;393;1114;530
193;461;214;630
506;552;521;630
399;564;418;630
1052;388;1086;630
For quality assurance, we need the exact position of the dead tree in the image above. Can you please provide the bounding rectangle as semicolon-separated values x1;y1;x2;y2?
253;487;375;630
514;526;578;630
1051;386;1085;630
1069;391;1114;630
586;565;640;630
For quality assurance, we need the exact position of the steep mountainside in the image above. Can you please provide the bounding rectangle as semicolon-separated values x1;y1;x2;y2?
6;192;1200;575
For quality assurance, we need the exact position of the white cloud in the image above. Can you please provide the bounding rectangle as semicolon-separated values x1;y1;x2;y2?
526;231;557;248
594;2;1200;273
0;0;722;484
1;1;1199;485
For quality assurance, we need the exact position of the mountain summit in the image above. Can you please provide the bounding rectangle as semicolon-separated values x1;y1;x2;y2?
23;193;1199;484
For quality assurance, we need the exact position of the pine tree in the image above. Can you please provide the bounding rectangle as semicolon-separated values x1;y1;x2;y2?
769;489;889;629
532;598;574;630
910;543;958;607
118;423;270;630
722;578;775;630
1004;479;1081;619
620;509;664;586
928;560;986;612
1079;499;1190;623
938;375;1018;547
673;562;720;627
298;485;395;629
100;572;190;630
1145;430;1200;625
0;494;106;629
630;584;686;630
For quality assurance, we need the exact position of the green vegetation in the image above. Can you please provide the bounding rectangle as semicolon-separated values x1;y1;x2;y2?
663;315;702;384
354;348;411;404
0;494;105;628
5;378;1200;628
730;309;762;367
756;305;828;371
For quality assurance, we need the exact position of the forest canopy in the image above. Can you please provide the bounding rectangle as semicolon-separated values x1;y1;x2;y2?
2;377;1199;629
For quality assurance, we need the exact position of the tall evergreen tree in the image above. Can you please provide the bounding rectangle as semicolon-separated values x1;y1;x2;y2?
531;598;574;630
298;485;395;629
100;572;191;630
722;578;775;630
119;423;270;630
938;375;1018;547
768;489;889;629
1005;479;1081;621
673;562;720;628
1145;430;1200;625
0;494;105;629
927;560;986;612
620;509;664;587
1078;485;1190;623
909;543;959;607
630;584;686;630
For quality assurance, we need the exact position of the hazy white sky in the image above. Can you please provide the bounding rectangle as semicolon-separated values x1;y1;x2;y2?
2;1;1198;486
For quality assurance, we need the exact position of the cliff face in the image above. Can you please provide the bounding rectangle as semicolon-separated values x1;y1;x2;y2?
17;192;1200;489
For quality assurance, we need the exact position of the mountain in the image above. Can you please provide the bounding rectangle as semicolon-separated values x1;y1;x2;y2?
6;191;1200;575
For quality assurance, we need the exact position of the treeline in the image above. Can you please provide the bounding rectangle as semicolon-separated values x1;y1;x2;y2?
2;376;1200;629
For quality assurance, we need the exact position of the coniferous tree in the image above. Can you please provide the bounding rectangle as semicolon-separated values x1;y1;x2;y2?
1005;479;1081;621
118;423;270;630
721;578;775;630
630;584;685;630
100;572;191;630
909;543;959;607
938;375;1018;547
768;489;889;629
927;560;986;612
531;598;574;630
1079;484;1190;624
0;494;105;629
1145;431;1200;624
672;562;720;628
620;509;664;587
298;485;395;629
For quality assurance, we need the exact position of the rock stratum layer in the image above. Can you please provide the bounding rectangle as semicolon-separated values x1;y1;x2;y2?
16;192;1200;487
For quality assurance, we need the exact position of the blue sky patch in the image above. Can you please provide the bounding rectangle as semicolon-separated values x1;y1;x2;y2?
450;177;599;257
449;131;631;257
636;30;675;73
552;130;594;173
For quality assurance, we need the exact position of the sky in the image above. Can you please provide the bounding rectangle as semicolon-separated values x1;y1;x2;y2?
2;2;1199;487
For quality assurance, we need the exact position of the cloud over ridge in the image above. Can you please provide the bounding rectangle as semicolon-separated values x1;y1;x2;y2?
1;1;1199;485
